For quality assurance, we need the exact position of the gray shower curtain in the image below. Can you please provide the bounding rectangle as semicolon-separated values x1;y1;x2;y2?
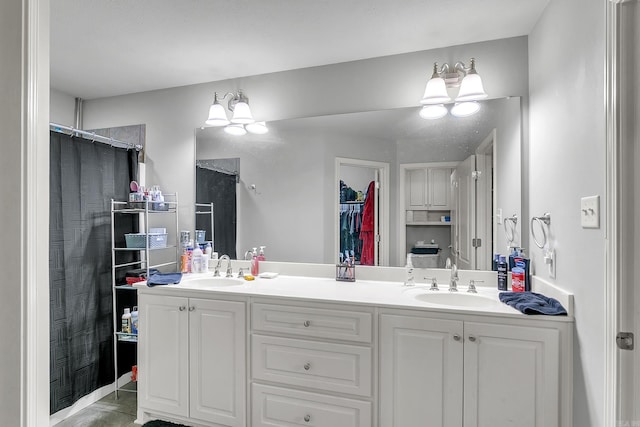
49;131;138;413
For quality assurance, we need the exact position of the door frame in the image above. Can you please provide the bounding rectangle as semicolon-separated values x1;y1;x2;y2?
604;0;639;424
335;157;390;266
475;130;496;271
398;162;459;267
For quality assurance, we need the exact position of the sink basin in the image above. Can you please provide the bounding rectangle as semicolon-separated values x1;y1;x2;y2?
184;277;245;288
414;291;498;308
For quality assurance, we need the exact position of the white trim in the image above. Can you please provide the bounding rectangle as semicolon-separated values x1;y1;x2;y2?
334;157;390;266
24;0;50;425
49;375;134;426
604;0;620;425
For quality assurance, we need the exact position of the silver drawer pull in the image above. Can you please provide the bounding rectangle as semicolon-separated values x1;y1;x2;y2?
179;306;186;311
189;306;195;312
304;362;311;371
304;414;311;422
453;334;461;341
303;320;311;327
468;335;477;342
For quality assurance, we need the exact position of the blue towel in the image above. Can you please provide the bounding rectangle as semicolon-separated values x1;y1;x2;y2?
499;291;567;315
147;272;183;287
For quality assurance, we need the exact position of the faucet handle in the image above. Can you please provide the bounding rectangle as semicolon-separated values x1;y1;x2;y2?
428;277;439;291
237;267;244;278
226;265;234;278
467;279;483;293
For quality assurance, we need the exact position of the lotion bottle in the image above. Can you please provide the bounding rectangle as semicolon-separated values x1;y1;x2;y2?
192;244;205;273
122;308;132;334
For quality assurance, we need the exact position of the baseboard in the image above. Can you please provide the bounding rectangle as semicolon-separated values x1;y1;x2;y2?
49;372;133;426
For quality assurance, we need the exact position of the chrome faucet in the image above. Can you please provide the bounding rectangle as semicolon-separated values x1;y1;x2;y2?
215;254;233;278
428;277;439;291
449;263;459;292
467;279;483;293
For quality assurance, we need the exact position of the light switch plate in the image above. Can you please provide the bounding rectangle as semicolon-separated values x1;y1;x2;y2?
581;195;600;229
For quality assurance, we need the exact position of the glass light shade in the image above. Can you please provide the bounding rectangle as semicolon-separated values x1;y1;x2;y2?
230;101;255;124
419;104;448;120
420;77;451;105
451;101;481;117
245;121;269;134
205;103;230;126
224;124;247;136
455;73;488;101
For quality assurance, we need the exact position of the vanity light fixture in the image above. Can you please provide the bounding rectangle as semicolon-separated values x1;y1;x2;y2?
205;90;268;135
419;58;488;119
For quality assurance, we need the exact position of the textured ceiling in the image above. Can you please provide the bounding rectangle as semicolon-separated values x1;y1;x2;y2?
51;0;549;100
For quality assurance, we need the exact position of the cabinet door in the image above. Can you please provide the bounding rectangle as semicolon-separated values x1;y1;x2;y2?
380;314;463;427
189;298;246;426
427;167;452;210
138;294;189;417
407;168;427;209
463;322;560;427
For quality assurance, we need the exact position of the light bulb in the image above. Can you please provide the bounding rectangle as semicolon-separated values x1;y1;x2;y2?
419;105;448;120
205;102;230;127
230;101;255;124
245;121;269;134
224;124;247;136
451;101;481;117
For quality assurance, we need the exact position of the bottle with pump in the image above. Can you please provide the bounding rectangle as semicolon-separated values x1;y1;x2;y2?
403;254;415;286
250;247;259;276
497;255;508;291
511;261;526;292
191;244;205;273
122;308;132;334
258;246;266;262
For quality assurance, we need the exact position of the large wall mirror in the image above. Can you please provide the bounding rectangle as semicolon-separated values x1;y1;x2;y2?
195;96;523;270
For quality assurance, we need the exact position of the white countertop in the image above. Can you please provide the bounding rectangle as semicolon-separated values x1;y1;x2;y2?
135;263;574;321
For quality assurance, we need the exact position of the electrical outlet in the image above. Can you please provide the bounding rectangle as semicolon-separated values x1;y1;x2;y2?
580;195;600;229
496;208;503;225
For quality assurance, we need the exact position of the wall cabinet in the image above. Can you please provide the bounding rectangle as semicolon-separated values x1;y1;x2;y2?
380;313;561;427
406;167;453;211
138;294;246;426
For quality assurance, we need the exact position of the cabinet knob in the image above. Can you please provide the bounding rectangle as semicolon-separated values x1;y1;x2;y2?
468;335;477;342
303;320;311;327
179;306;186;311
453;334;461;341
304;415;311;422
304;362;311;371
189;306;195;312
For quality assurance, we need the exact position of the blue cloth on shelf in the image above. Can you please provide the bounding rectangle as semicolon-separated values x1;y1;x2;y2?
147;272;183;287
499;291;567;315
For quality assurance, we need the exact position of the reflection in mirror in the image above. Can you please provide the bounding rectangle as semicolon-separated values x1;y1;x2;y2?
195;97;522;269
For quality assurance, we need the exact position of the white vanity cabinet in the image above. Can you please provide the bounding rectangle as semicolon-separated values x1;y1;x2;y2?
250;301;374;427
138;293;246;427
406;166;453;210
380;312;566;427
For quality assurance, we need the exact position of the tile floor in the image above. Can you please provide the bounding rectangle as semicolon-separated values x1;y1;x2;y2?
54;390;138;427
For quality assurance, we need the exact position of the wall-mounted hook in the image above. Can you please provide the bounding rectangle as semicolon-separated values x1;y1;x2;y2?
248;184;261;195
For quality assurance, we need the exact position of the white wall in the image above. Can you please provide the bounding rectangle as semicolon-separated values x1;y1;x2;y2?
50;88;76;126
79;36;530;238
529;0;605;425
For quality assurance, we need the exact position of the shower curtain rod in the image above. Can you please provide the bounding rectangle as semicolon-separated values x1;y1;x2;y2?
49;123;143;151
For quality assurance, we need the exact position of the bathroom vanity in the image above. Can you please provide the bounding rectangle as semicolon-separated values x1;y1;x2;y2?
135;264;573;427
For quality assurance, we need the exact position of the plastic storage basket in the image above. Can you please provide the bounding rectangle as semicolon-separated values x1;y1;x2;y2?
124;233;168;249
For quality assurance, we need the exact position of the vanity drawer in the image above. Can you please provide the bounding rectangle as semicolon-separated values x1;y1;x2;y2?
252;335;372;397
251;383;372;427
251;303;372;343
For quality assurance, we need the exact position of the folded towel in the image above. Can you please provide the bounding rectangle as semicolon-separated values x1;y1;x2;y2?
147;272;183;287
499;291;567;315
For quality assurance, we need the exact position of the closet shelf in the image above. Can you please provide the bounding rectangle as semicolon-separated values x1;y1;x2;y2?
113;245;178;252
406;221;451;226
116;332;138;343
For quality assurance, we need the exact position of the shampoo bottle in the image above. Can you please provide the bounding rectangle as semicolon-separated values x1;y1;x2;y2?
511;261;526;292
122;308;132;334
131;306;139;334
250;247;259;276
192;244;205;273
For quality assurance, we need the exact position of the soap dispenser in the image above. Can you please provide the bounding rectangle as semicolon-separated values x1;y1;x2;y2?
403;254;415;286
250;247;259;276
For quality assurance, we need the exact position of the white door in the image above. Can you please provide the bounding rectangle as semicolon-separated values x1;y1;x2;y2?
380;314;463;427
463;322;560;427
189;298;246;426
138;294;190;417
454;155;476;270
475;132;494;270
408;168;427;208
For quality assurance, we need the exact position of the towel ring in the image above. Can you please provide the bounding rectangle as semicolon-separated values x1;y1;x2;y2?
531;213;551;249
503;214;518;245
